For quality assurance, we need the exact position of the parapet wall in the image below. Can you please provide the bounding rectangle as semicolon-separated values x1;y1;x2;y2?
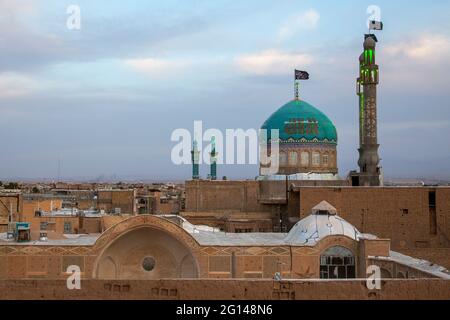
0;279;449;300
185;180;268;213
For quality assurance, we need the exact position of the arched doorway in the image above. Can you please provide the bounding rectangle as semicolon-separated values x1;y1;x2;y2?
319;246;356;279
94;226;199;279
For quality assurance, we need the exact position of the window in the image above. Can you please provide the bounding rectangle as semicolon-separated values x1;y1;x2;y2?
322;154;329;167
320;246;356;279
63;222;72;234
312;152;320;166
142;256;156;272
300;152;309;166
280;152;287;166
288;151;298;166
17;230;31;242
429;190;437;235
429;191;436;207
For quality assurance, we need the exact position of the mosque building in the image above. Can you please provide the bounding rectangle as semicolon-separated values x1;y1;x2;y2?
259;95;338;181
1;28;450;300
194;34;382;186
182;30;450;276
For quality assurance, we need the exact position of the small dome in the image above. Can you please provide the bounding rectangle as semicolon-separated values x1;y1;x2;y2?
261;100;337;144
284;201;361;246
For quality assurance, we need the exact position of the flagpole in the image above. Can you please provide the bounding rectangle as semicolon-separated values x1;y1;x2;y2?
295;81;299;100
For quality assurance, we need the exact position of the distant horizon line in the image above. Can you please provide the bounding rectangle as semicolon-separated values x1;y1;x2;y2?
1;175;450;184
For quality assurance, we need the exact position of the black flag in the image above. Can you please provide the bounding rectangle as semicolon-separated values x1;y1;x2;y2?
369;20;383;31
295;70;309;80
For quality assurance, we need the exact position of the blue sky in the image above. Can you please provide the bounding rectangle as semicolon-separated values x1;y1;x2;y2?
1;0;450;181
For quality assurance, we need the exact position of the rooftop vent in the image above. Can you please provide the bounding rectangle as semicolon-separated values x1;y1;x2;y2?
312;201;337;216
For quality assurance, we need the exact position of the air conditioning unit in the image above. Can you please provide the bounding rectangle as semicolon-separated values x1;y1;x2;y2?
39;232;48;242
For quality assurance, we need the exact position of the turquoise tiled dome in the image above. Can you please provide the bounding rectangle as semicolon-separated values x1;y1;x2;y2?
261;100;337;144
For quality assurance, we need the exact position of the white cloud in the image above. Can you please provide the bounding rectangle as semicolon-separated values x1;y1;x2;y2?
235;50;313;75
385;34;450;62
125;58;191;76
0;0;36;15
278;9;320;40
381;33;450;94
0;72;37;98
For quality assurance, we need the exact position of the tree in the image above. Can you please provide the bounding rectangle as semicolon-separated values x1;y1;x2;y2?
5;182;19;190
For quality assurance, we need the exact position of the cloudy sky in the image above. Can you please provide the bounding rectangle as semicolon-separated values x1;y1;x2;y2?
1;0;449;181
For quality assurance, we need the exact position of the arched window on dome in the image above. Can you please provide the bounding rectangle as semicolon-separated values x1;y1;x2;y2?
320;246;356;279
322;154;329;167
300;152;309;167
289;151;298;167
312;152;321;166
280;152;287;166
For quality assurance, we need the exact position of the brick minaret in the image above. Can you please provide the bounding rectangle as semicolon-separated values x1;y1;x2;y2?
356;34;381;186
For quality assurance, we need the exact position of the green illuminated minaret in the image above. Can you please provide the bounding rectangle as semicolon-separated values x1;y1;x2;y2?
356;34;381;186
209;137;218;181
191;140;200;180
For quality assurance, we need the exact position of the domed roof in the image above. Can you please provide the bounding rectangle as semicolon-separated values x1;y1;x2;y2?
261;100;337;144
284;201;361;246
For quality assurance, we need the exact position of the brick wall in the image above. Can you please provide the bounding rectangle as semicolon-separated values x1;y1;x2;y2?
0;279;448;300
295;187;450;267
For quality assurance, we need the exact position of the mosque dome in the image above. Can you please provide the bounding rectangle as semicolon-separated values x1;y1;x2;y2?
261;100;337;143
284;201;361;246
259;99;338;177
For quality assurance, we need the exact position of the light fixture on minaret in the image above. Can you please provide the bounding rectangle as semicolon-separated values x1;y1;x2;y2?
351;20;383;186
191;139;200;180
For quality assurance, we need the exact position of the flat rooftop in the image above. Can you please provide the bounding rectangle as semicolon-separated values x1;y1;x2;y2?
0;233;99;246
